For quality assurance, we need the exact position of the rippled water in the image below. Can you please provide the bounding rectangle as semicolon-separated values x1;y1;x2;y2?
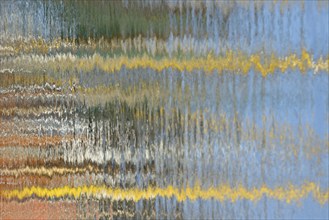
0;1;328;219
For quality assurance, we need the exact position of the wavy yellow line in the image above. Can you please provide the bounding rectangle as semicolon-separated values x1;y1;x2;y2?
1;182;328;204
4;50;328;76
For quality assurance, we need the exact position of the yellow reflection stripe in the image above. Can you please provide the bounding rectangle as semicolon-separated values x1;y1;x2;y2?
4;50;328;76
1;182;328;204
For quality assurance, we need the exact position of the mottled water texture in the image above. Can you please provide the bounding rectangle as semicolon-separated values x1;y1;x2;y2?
0;1;328;219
